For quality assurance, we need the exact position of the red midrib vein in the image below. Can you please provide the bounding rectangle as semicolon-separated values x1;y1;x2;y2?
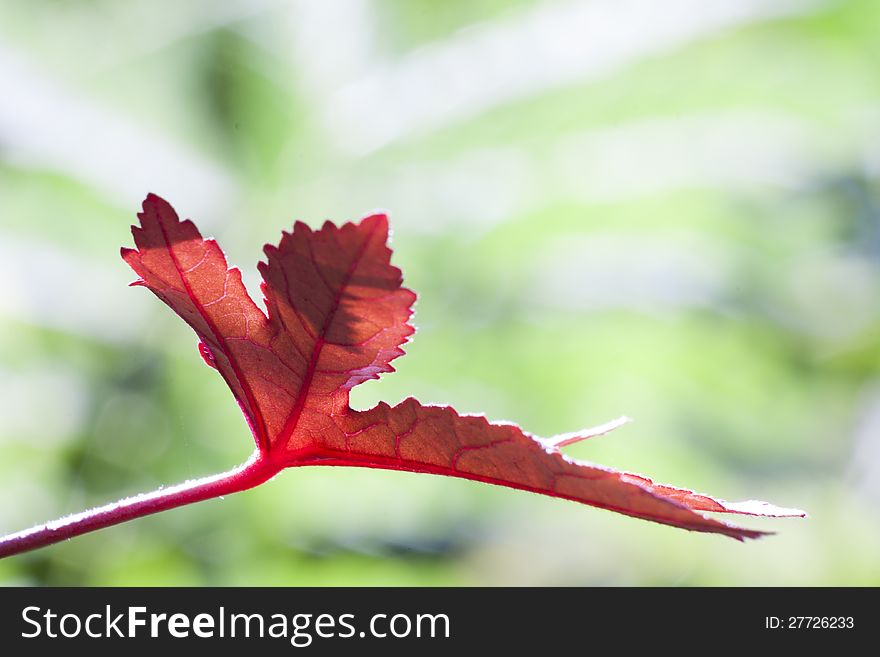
275;223;380;452
156;220;270;451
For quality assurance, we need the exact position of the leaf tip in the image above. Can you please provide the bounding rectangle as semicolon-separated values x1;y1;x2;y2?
732;528;774;542
359;212;390;240
142;192;170;212
542;415;633;450
719;500;807;518
361;211;389;225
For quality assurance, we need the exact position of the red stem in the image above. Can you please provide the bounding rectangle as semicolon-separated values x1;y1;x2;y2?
0;451;278;559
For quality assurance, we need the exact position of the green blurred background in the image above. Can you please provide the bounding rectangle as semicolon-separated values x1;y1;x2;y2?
1;0;879;586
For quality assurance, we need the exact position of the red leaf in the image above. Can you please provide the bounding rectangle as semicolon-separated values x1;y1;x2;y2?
123;194;804;540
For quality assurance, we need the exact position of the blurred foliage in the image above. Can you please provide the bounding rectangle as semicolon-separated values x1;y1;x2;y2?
1;0;879;585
